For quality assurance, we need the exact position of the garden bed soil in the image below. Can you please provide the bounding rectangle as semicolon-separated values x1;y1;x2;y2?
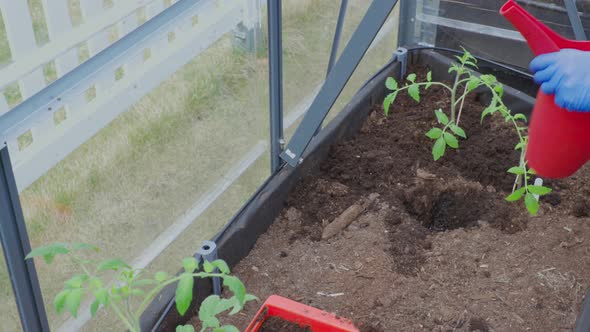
190;67;590;331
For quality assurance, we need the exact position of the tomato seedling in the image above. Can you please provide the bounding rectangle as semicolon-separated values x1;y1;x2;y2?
26;243;256;332
384;48;551;215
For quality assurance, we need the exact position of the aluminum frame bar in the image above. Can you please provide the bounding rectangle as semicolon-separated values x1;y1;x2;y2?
280;0;397;167
268;0;284;173
0;146;48;332
564;0;587;40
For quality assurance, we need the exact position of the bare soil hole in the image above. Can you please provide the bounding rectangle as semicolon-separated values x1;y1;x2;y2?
402;177;526;234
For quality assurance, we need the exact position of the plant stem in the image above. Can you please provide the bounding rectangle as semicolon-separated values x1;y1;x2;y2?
455;84;468;126
484;84;530;195
450;74;459;122
396;82;453;94
110;301;137;332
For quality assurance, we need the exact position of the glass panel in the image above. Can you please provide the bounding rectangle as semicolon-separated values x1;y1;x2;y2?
325;3;400;125
410;0;577;69
281;0;400;135
9;1;268;331
0;249;20;332
281;0;341;136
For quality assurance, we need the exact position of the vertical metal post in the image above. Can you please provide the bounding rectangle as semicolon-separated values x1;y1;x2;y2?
564;0;587;41
197;241;221;295
0;146;49;332
268;0;284;173
326;0;348;76
397;0;417;47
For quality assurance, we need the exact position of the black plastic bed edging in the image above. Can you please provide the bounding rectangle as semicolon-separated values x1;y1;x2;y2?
140;48;589;331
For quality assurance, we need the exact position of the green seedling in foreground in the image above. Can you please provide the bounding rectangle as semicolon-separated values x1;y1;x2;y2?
26;243;256;332
383;48;551;215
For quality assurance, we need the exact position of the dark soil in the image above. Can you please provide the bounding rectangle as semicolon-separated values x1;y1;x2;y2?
190;68;590;331
257;316;312;332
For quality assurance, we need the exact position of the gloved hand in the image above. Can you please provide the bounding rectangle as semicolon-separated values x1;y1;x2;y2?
530;48;590;112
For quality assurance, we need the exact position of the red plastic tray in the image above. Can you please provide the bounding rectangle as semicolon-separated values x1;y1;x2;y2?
245;295;360;332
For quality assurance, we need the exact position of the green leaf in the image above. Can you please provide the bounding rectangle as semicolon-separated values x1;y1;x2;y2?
494;84;504;97
427;71;432;82
90;299;100;318
481;105;496;123
507;166;525;175
97;258;130;272
513;113;527;122
93;288;109;306
480;74;497;85
385;77;398;90
450;124;466;138
26;243;70;264
383;92;397;116
199;295;221;329
155;271;168;282
54;290;69;314
66;288;82;318
65;275;88;289
176;325;196;332
72;243;99;252
223;275;246;304
528;168;537;175
515;142;525;150
408;84;420;102
466;77;480;92
528;185;552;196
406;73;416;83
203;260;214;273
214;326;240;332
525;192;540;215
227;298;243;315
175;274;194;316
505;187;525;202
88;277;102;289
218;298;239;314
434;109;449;125
432;137;446;161
211;260;230;274
449;65;459;74
182;257;199;273
443;132;459;148
425;128;443;139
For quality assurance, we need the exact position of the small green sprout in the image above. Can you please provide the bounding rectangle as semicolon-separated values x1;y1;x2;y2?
383;47;552;215
26;243;256;332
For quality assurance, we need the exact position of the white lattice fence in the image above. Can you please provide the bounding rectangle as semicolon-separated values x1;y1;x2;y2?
0;0;257;191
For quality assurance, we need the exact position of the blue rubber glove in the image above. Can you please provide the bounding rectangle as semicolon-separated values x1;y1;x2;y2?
530;49;590;112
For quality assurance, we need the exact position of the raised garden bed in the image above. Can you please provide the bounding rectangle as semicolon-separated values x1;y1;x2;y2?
143;49;590;331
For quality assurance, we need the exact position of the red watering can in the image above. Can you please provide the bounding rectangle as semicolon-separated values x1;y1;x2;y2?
501;0;590;178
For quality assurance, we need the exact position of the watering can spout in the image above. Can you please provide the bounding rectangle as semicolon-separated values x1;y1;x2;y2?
500;0;559;54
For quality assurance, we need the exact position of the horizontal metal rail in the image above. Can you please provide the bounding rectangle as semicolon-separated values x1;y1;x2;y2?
0;0;246;192
415;13;526;42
